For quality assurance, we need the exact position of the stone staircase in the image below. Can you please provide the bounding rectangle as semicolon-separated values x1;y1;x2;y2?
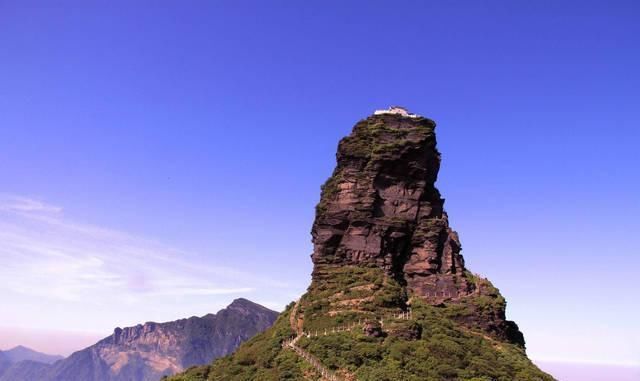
284;299;341;381
283;299;418;381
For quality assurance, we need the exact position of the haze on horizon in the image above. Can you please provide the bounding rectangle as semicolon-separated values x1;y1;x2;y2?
1;0;638;375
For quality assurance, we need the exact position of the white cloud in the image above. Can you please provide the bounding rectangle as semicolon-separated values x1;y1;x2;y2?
0;195;286;334
0;194;63;214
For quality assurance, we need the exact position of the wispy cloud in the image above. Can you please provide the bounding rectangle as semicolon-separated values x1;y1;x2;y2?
0;194;63;214
0;195;284;333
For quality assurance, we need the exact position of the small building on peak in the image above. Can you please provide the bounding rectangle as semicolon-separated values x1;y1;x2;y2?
373;106;420;118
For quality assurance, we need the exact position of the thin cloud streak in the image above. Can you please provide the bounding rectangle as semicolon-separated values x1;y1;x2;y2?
0;194;63;214
0;195;284;332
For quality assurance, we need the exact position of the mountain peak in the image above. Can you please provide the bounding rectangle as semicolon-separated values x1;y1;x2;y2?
228;297;253;307
0;300;278;381
2;346;63;365
312;112;472;301
165;109;553;381
224;298;277;317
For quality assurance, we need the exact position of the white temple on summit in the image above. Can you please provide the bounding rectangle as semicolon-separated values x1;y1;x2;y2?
373;106;420;118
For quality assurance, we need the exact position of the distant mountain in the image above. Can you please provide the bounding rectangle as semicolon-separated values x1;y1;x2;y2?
0;360;50;381
0;352;10;376
1;298;278;381
0;346;63;380
3;345;63;364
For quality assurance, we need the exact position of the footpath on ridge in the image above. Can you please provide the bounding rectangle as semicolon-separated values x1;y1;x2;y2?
283;299;416;381
283;299;342;381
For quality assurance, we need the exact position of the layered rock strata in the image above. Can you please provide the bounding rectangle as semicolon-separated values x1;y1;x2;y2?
312;112;472;300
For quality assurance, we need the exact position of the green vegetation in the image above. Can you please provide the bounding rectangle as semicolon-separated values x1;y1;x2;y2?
300;266;406;332
338;117;434;161
296;298;550;381
164;267;553;381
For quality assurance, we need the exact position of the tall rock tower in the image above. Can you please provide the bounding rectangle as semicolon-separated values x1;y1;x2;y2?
312;107;471;300
309;107;524;346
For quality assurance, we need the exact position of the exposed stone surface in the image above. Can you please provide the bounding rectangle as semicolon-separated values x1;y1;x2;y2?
362;321;384;337
390;322;422;341
0;299;278;381
312;113;471;299
311;111;524;346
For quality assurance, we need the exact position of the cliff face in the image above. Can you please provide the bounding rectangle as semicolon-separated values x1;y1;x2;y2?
312;114;470;299
1;299;277;381
97;298;277;375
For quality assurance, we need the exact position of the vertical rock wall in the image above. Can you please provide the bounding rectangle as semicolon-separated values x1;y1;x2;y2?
311;113;473;300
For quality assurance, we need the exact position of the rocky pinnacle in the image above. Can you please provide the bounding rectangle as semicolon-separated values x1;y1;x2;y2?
311;109;473;301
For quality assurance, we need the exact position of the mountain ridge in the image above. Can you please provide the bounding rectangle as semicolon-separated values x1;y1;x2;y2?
0;345;64;380
1;345;64;365
0;298;277;381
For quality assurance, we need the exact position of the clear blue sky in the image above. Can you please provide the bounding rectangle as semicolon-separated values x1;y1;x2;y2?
1;0;639;369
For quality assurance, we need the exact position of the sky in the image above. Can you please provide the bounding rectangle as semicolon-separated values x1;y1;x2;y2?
0;0;639;372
